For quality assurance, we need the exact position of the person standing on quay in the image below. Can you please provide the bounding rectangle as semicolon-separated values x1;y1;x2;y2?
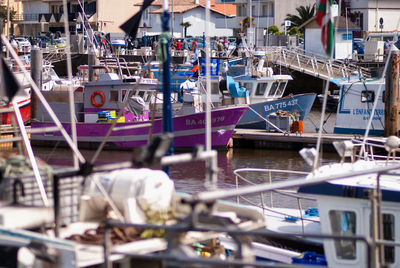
176;39;182;50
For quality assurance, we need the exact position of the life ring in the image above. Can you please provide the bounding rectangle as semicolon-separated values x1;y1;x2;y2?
91;91;105;107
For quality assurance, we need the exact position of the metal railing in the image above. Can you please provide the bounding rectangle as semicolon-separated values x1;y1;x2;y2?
12;14;39;22
233;168;318;234
262;46;371;80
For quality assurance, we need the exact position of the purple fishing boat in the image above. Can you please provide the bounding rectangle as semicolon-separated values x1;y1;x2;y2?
30;75;248;149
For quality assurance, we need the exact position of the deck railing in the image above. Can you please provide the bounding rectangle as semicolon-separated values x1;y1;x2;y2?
233;168;319;234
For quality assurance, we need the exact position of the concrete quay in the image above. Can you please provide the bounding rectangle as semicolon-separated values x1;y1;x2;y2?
232;128;358;151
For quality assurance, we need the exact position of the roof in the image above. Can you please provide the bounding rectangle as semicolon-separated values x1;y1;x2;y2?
138;0;235;17
298;16;360;31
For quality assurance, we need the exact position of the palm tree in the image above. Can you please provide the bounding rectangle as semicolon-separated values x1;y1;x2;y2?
180;22;191;38
284;4;315;32
240;16;255;33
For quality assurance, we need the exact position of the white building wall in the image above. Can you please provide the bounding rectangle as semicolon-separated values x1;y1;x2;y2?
334;31;353;60
145;7;233;37
304;28;325;56
349;0;400;33
274;0;315;31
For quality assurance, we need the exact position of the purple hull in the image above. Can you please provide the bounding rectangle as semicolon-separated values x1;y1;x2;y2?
31;106;248;148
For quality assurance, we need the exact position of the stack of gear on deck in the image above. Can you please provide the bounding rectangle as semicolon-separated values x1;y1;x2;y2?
80;168;175;224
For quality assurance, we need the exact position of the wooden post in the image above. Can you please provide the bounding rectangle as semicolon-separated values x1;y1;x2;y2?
384;50;400;136
30;47;42;120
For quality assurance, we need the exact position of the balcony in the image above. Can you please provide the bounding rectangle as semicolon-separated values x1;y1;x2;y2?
12;14;40;22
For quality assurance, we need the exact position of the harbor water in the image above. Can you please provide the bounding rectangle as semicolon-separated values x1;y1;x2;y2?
32;137;340;209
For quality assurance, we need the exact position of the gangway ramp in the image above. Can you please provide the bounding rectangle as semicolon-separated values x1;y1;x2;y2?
263;47;371;81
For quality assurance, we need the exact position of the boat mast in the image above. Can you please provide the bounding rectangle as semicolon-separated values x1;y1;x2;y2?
6;0;9;58
162;0;174;173
62;0;79;169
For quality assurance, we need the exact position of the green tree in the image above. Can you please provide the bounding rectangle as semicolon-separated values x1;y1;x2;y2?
267;25;279;34
284;4;315;32
180;22;191;38
0;6;16;23
241;16;254;33
288;26;300;36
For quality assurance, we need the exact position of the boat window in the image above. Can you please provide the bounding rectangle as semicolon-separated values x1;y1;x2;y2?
361;90;374;102
138;91;145;98
382;90;385;103
370;213;395;263
239;82;253;91
275;82;287;97
268;82;279;97
110;90;118;102
144;93;151;102
329;210;356;260
255;83;268;96
122;90;127;101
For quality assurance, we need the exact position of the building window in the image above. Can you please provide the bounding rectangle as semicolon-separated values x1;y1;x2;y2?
262;3;273;17
143;9;149;20
51;5;58;14
355;13;361;27
237;4;246;17
329;210;356;260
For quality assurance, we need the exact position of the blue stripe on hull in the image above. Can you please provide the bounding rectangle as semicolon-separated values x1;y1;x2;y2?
333;127;385;136
237;93;316;129
299;182;400;203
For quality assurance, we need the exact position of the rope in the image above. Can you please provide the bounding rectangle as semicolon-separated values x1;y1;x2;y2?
247;106;286;134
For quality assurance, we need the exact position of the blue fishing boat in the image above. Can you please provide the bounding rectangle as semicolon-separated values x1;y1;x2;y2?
180;72;316;130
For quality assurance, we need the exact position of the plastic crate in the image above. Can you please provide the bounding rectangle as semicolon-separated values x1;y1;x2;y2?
266;115;292;132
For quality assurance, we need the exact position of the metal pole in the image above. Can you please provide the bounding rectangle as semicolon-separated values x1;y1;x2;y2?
162;0;174;175
62;0;79;169
12;100;49;206
171;0;174;37
6;0;10;58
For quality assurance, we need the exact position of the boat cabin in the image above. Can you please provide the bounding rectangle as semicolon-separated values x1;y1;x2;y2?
233;75;292;104
334;78;386;135
298;161;400;267
181;74;293;111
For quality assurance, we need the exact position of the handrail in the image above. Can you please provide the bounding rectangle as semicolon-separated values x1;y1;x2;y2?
233;167;318;234
264;46;371;80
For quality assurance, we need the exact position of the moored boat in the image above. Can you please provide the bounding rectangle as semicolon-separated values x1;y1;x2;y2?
30;73;248;149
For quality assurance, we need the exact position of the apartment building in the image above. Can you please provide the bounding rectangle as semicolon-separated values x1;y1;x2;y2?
1;0;23;36
342;0;400;38
214;0;315;46
13;0;141;37
141;0;236;38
